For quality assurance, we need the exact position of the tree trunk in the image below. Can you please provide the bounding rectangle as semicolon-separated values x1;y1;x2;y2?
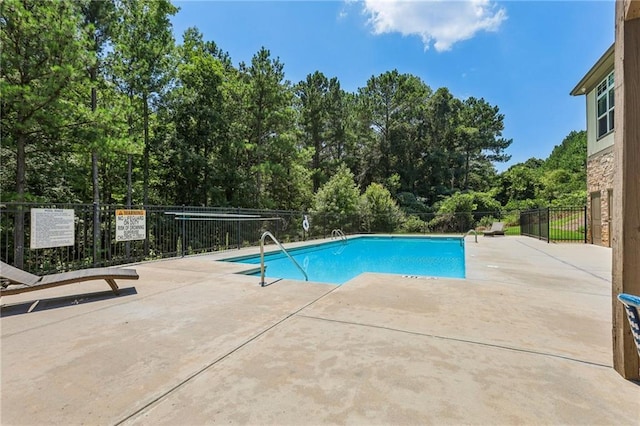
464;150;470;190
143;94;149;206
91;77;101;266
14;132;26;268
203;143;209;206
127;154;132;207
313;136;320;192
127;92;134;207
142;95;150;254
126;154;132;259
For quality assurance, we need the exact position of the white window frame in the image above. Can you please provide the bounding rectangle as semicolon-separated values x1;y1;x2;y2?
596;71;614;139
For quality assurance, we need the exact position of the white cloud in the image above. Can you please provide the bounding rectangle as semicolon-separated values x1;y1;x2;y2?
360;0;507;51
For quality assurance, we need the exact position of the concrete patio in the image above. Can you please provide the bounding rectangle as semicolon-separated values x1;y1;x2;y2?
1;236;638;425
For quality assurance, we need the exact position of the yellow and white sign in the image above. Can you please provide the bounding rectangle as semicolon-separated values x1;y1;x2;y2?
115;209;146;242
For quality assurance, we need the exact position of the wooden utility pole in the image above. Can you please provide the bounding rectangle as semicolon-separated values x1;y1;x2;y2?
612;0;640;380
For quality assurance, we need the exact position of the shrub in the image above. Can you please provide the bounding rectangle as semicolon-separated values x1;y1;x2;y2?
397;192;430;214
400;215;428;233
429;193;475;232
359;183;405;232
313;165;360;231
477;215;497;228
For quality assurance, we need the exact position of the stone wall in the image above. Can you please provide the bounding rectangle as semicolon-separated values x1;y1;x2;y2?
586;145;614;246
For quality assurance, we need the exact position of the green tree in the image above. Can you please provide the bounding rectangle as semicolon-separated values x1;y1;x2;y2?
357;70;431;189
498;163;541;206
109;0;178;205
468;191;502;222
1;0;92;265
359;183;405;232
239;47;303;209
325;82;358;177
539;169;574;204
159;27;227;206
80;0;119;262
81;0;116;205
421;87;463;199
543;130;587;178
457;97;511;190
296;71;329;192
497;130;586;210
313;165;360;230
429;192;476;232
296;73;357;193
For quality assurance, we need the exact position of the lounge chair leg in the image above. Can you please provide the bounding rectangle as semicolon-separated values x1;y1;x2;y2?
105;279;120;295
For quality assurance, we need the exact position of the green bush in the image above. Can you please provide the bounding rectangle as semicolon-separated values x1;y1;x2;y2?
470;191;501;221
313;165;360;231
429;193;475;232
477;215;497;228
550;190;587;207
396;192;430;214
400;215;428;233
359;183;405;232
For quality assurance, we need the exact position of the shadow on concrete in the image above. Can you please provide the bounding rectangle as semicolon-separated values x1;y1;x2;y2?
0;287;138;317
260;278;283;287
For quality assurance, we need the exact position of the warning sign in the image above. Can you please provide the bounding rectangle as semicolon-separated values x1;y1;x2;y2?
115;209;146;242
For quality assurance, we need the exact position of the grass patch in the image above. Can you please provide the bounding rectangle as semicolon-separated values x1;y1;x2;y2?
505;225;520;235
505;224;585;241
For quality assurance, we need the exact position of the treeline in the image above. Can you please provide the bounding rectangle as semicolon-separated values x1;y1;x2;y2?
497;130;586;209
1;0;585;222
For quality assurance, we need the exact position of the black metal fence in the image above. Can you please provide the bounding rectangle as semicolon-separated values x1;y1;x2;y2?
1;203;317;274
1;202;518;274
520;207;587;243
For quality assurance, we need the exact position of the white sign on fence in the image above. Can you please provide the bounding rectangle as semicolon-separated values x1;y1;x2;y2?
115;209;146;242
30;208;75;249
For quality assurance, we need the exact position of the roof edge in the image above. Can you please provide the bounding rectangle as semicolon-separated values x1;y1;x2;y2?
570;43;615;96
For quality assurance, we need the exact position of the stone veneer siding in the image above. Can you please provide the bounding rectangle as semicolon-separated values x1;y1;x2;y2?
586;145;614;246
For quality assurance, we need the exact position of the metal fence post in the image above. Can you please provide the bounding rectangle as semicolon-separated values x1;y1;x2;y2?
93;202;100;267
237;207;241;249
14;204;25;269
547;207;550;243
537;209;541;240
143;203;149;256
181;204;186;257
584;205;588;244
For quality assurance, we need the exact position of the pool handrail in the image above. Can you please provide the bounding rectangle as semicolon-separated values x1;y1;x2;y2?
465;229;478;243
259;231;308;286
331;229;347;241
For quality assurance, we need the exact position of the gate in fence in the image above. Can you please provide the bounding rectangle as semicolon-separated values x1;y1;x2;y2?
520;207;587;243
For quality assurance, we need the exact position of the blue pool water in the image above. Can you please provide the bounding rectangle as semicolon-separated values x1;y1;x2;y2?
228;236;465;285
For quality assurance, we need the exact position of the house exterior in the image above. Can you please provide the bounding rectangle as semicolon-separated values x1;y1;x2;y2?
571;44;615;247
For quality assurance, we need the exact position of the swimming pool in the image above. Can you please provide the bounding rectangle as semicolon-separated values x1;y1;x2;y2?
227;236;465;285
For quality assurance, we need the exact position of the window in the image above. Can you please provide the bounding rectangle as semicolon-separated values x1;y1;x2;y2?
596;71;614;138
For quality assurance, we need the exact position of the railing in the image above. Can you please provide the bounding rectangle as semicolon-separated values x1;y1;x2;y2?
0;203;307;273
465;229;478;243
520;207;586;243
331;229;347;241
1;201;525;274
259;231;308;286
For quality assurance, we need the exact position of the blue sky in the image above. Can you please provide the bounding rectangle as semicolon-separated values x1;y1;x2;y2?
171;0;615;172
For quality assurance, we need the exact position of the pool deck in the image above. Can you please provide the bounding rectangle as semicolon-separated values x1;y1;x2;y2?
1;236;638;425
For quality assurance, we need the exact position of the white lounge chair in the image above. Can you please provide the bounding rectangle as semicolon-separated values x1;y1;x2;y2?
483;222;506;236
1;261;138;296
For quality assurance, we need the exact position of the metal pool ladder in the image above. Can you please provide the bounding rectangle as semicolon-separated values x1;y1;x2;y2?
331;229;347;241
259;231;308;286
465;229;478;243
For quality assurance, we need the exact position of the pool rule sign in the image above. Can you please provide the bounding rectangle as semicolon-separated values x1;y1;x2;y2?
30;208;75;249
115;209;146;242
